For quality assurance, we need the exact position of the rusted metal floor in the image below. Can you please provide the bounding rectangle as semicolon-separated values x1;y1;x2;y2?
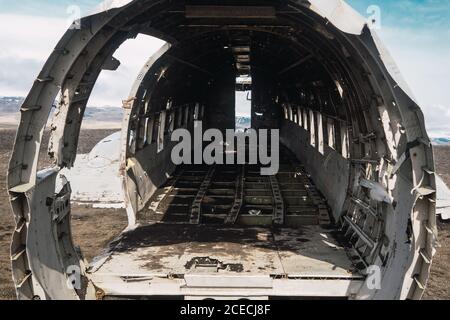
91;224;358;279
92;147;358;279
90;147;362;298
89;223;363;298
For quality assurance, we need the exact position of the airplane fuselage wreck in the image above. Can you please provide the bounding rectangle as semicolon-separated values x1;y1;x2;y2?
8;0;437;300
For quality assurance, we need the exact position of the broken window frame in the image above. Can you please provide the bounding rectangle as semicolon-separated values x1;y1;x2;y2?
152;112;160;144
303;109;309;131
327;118;336;150
158;111;166;153
309;109;316;147
146;116;155;145
317;112;324;155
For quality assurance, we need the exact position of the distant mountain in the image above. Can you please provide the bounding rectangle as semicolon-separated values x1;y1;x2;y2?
0;97;24;113
432;138;450;146
236;116;251;125
236;116;251;132
3;98;446;140
0;96;122;123
83;107;123;122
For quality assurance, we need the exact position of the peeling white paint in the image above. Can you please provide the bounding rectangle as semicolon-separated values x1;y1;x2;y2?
61;132;125;208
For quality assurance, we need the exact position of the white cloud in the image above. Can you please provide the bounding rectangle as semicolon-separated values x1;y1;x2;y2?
377;26;450;135
0;13;166;108
0;14;68;60
88;35;166;107
0;14;67;96
236;91;252;117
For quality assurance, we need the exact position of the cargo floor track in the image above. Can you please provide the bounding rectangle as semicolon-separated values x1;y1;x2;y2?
89;147;363;299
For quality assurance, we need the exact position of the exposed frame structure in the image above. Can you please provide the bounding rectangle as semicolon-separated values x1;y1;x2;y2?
8;0;437;300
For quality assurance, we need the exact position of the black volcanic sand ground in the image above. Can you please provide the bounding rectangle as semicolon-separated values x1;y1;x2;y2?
0;128;448;299
425;146;450;299
0;129;127;300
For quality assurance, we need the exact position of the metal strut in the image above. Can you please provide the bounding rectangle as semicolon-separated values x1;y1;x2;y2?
190;166;216;224
269;175;285;225
225;165;245;224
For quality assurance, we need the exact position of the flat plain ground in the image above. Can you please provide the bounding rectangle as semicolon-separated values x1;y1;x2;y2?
0;128;448;299
0;129;128;300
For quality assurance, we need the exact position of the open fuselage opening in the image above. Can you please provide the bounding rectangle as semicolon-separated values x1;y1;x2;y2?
92;30;370;299
236;75;252;131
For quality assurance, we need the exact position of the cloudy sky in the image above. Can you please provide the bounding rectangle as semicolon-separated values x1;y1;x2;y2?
0;0;449;136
